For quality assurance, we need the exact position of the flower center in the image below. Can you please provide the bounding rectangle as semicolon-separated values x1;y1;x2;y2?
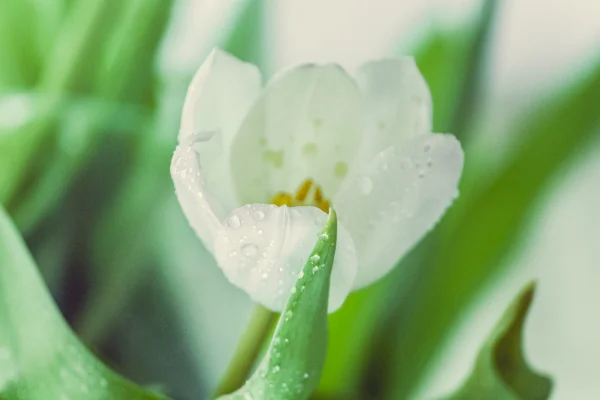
270;179;330;213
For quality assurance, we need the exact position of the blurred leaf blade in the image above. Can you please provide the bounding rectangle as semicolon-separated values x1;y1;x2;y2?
0;0;119;206
0;206;167;399
416;0;497;134
442;282;552;400
219;209;339;400
8;0;174;235
386;52;600;399
316;2;499;396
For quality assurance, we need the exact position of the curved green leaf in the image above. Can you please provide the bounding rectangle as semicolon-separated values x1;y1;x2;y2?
218;209;339;400
0;206;167;399
442;282;552;400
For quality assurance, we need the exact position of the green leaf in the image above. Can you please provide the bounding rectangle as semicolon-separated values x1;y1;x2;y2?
384;55;600;399
218;209;339;400
0;205;167;399
442;282;552;400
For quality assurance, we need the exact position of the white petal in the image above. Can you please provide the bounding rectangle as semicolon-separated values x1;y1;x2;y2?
334;133;463;288
170;137;229;253
179;48;262;209
213;204;358;312
230;64;363;204
353;58;432;164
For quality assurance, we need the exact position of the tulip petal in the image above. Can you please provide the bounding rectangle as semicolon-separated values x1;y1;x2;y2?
353;58;433;165
230;64;363;204
180;48;262;209
334;133;463;288
171;136;230;253
213;205;358;312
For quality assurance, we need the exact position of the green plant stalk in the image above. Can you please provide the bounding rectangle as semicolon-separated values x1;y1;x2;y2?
214;305;277;397
75;0;264;346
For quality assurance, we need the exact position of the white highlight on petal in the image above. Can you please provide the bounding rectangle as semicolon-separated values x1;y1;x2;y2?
179;48;262;209
230;64;363;203
170;137;229;253
334;133;463;288
213;204;358;312
353;58;433;164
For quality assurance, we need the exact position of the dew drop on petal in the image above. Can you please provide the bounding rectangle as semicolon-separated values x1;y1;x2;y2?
228;214;241;229
254;210;265;221
241;244;258;258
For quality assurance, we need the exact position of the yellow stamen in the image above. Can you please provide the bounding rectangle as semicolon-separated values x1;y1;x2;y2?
317;199;330;213
269;179;331;213
314;185;323;203
272;192;293;207
294;179;313;201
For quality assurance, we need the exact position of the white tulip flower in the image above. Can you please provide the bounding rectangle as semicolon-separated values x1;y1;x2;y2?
170;48;463;313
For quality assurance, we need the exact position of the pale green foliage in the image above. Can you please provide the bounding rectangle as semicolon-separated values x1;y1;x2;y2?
442;283;552;400
0;206;165;400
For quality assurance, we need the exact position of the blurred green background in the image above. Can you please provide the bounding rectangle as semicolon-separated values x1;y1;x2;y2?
1;0;599;399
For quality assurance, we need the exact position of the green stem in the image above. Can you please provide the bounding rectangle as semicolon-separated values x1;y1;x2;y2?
213;305;277;397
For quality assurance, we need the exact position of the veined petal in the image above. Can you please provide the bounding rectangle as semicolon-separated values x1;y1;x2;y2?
213;205;358;312
180;48;262;209
334;133;463;288
353;58;432;164
171;136;230;253
230;64;363;204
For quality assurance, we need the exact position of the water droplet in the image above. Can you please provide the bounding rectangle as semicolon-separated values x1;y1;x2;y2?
241;244;258;258
228;250;237;258
290;287;297;294
310;254;320;263
312;266;319;274
272;365;281;373
228;214;241;229
257;229;263;234
297;271;304;279
261;272;269;279
254;210;265;221
418;169;426;178
360;176;373;195
319;233;329;241
300;285;306;292
303;373;310;379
